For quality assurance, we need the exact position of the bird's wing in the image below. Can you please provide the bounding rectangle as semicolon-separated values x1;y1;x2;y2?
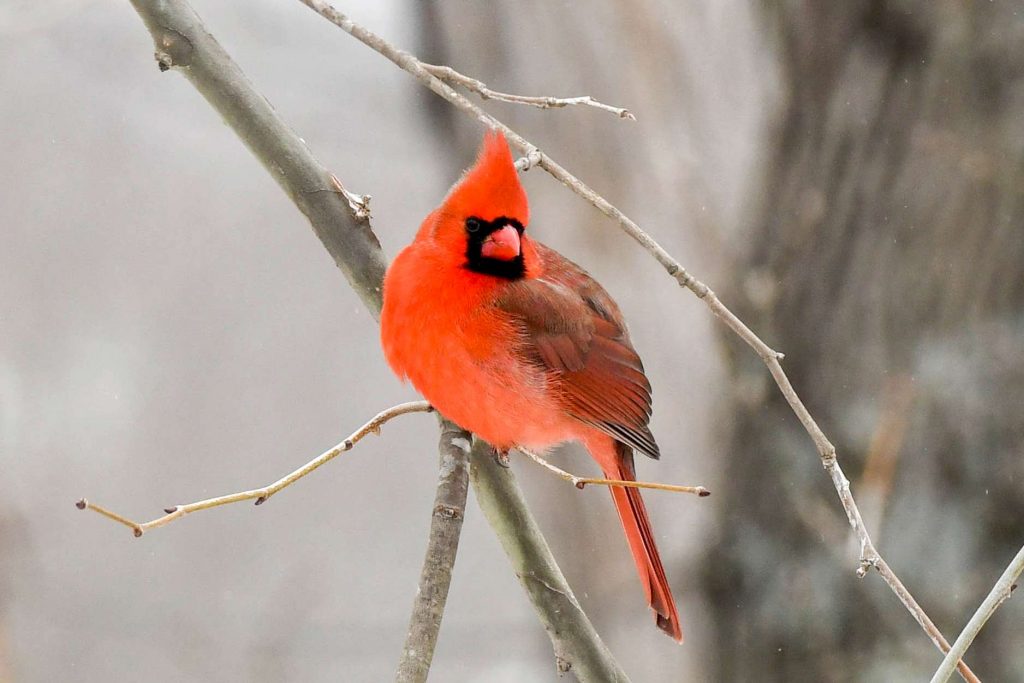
494;243;659;459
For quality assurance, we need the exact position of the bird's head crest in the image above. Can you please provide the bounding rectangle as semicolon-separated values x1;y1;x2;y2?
438;130;529;227
414;130;537;280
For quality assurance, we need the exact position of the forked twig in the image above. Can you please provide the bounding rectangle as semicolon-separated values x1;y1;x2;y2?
77;401;434;537
421;63;635;120
520;448;710;496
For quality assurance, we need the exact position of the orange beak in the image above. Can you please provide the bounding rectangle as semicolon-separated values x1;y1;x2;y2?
480;225;521;261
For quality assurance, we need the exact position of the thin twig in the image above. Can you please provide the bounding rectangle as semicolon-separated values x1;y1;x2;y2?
421;63;635;120
77;401;433;537
930;542;1024;683
519;448;710;496
294;3;978;679
395;419;472;683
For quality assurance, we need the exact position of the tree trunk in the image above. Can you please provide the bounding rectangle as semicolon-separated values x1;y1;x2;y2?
703;2;1024;680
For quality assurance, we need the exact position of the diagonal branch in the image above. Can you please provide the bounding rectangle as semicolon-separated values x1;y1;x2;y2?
929;541;1024;683
77;401;434;536
470;442;631;682
292;2;978;679
395;419;472;683
421;63;635;119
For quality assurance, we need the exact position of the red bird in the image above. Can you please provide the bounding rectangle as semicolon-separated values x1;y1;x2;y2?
380;131;682;642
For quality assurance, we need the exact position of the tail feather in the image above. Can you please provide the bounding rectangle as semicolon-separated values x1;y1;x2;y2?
603;441;683;642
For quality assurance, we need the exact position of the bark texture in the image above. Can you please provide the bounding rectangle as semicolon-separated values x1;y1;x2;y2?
703;3;1024;680
395;419;471;683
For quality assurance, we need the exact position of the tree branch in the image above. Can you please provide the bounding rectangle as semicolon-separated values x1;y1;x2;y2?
120;1;625;679
77;401;434;536
469;442;631;681
519;447;710;496
929;542;1024;683
293;2;978;679
395;419;472;683
420;63;635;120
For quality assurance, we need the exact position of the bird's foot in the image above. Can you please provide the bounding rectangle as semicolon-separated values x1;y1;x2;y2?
492;447;511;468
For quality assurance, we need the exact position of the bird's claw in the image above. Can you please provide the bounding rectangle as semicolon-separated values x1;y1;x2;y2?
493;448;511;468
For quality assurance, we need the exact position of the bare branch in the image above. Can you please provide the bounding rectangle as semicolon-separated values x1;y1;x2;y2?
77;402;434;537
421;63;635;120
930;542;1024;683
396;419;472;683
519;448;710;496
514;147;544;172
293;2;978;679
470;442;631;681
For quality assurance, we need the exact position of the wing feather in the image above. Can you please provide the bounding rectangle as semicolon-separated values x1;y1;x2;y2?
495;243;660;460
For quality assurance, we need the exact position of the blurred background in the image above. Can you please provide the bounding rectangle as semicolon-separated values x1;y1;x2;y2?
2;1;1022;681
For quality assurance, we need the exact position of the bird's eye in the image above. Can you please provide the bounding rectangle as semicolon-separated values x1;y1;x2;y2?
465;218;482;233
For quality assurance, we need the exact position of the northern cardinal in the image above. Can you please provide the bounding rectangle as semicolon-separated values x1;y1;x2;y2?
380;131;682;642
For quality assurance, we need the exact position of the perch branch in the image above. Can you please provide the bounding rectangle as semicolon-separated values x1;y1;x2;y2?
929;541;1024;683
294;3;977;679
470;442;631;681
122;1;629;678
77;401;434;537
396;419;472;683
421;63;635;120
520;448;710;496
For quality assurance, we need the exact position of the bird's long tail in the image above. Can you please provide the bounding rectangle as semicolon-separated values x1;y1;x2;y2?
599;440;683;642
